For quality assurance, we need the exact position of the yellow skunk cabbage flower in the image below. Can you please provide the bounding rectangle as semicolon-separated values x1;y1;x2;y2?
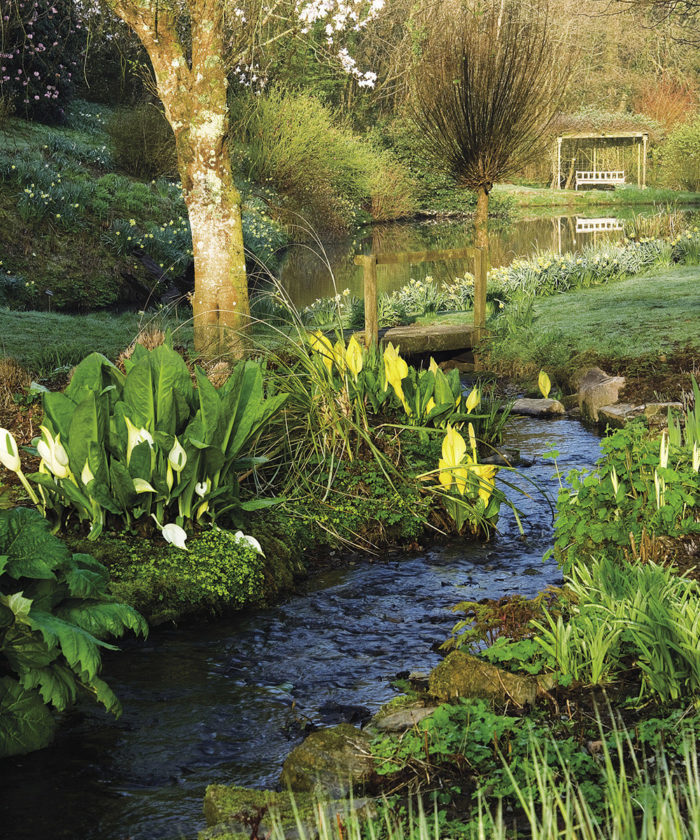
538;371;551;400
468;422;477;459
384;343;409;409
471;463;497;505
345;335;364;381
465;388;481;414
425;397;436;416
439;424;468;491
429;357;439;376
309;331;334;373
333;339;347;374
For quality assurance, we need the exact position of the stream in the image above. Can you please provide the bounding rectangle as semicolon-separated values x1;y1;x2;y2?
0;416;603;840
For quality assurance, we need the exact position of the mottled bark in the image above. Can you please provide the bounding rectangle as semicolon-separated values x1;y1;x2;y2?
108;0;250;358
474;185;489;251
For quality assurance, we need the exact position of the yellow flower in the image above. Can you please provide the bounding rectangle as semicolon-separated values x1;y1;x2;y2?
471;463;497;505
465;388;480;414
384;343;409;408
345;335;363;381
468;422;477;459
309;331;334;373
538;370;551;400
333;339;347;374
439;425;468;492
425;397;436;416
429;357;439;376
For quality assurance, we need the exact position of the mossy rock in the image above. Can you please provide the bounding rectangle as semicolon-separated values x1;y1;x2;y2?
280;723;374;796
428;650;551;707
258;534;306;601
367;695;438;734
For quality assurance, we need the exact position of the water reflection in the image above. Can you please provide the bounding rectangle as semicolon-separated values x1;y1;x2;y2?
278;206;680;309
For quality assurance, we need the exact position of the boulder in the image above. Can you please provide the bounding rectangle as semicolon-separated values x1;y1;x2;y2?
645;402;684;428
372;706;439;733
511;398;565;417
280;723;374;796
597;403;644;429
577;368;625;423
428;650;551;707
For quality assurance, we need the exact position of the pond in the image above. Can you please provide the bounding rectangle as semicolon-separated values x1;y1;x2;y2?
0;415;603;840
278;205;692;309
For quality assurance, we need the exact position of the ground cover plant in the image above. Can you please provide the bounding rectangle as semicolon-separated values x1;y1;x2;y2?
0;507;147;757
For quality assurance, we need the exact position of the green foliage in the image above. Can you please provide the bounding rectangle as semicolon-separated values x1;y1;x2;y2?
0;507;146;757
552;424;700;574
533;557;700;702
107;104;178;180
660;116;700;191
238;88;417;232
13;339;286;537
108;528;266;620
668;375;700;448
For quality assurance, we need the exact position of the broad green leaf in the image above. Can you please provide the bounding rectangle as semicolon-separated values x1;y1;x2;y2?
195;367;222;446
109;461;137;510
123;358;155;429
150;344;194;433
56;600;147;641
42;391;77;442
0;508;66;580
27;610;116;681
2;625;57;671
0;676;56;757
19;663;78;711
65;352;123;404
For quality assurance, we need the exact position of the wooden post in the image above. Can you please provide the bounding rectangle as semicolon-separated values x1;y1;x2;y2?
361;255;378;348
637;140;641;188
642;134;648;189
473;247;487;336
556;137;562;189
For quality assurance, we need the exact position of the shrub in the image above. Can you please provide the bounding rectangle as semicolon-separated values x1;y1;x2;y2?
659;116;700;191
107;104;178;180
0;0;84;124
0;507;147;757
239;88;417;231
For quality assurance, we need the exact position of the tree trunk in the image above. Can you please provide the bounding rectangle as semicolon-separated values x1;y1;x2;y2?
473;185;489;336
474;185;489;250
108;0;250;359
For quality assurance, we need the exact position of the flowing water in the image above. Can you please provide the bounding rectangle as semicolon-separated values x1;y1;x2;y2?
278;206;691;308
0;416;603;840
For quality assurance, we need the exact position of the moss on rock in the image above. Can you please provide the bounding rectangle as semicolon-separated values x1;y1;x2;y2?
280;723;374;796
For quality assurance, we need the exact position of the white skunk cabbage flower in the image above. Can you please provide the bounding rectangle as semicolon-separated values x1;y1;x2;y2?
0;427;21;472
234;531;265;556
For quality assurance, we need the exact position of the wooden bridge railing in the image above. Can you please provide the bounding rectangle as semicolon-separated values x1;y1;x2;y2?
353;246;488;348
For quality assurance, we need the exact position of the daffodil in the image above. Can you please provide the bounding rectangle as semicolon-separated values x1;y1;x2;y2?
538;371;551;400
384;343;409;411
345;335;363;381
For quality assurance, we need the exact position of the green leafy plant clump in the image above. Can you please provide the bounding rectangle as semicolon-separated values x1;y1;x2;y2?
0;507;147;758
0;337;287;540
107;528;267;622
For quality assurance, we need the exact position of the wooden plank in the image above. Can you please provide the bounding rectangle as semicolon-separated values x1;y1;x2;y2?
353;247;477;267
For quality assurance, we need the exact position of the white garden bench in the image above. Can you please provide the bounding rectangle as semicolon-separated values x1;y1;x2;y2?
575;170;625;190
575;217;624;233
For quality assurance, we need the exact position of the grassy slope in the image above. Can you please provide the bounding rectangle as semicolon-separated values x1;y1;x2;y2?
530;265;699;357
495;183;700;208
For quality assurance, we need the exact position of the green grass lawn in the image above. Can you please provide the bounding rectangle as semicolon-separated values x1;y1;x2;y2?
495;183;700;209
0;309;194;375
528;265;699;358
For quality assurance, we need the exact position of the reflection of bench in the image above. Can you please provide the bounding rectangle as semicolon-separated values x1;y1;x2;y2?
575;170;625;190
575;217;624;233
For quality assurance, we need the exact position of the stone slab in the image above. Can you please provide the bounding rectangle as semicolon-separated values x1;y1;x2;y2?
380;323;477;355
511;398;565;417
598;403;645;428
